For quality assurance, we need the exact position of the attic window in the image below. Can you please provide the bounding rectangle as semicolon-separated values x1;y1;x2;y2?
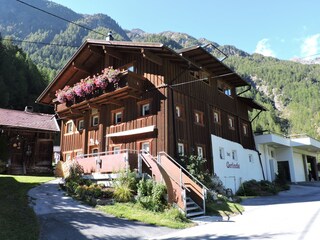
218;81;232;97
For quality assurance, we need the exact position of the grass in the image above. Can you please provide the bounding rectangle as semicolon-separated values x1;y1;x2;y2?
206;197;245;217
0;174;54;240
97;202;195;229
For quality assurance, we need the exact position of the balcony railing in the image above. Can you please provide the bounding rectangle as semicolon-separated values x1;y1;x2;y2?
55;72;147;114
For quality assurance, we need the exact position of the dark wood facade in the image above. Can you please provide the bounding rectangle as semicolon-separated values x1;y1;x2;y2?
37;40;264;173
0;108;59;174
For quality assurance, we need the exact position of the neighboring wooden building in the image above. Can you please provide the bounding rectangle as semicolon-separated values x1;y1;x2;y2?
37;40;264;216
0;107;59;174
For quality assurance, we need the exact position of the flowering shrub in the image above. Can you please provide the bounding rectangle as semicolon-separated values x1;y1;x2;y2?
55;66;124;104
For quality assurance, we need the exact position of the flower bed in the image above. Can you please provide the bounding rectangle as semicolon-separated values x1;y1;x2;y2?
55;67;124;105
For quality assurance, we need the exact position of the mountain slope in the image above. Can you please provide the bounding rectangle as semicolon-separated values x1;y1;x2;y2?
1;0;320;138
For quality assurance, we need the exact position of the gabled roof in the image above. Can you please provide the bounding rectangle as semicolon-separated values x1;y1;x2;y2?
177;46;249;87
37;40;250;105
0;108;60;132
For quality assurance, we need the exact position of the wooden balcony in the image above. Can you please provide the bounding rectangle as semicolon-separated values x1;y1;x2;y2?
55;72;147;117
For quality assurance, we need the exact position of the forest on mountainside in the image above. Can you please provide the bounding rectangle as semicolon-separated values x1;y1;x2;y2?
0;36;49;112
1;0;320;138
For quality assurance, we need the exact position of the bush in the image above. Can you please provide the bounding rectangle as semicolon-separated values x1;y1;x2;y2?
137;178;167;212
116;170;139;193
113;183;133;202
180;155;213;189
164;207;188;222
237;179;277;196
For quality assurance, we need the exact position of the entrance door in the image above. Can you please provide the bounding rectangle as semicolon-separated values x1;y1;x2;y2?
307;156;318;181
277;161;291;182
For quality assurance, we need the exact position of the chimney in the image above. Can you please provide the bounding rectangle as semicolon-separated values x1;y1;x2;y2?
106;31;114;41
24;106;33;113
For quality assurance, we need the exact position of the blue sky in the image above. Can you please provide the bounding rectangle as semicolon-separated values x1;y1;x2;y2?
50;0;320;60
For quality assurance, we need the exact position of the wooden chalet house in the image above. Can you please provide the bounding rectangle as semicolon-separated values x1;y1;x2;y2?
0;107;59;174
37;39;264;216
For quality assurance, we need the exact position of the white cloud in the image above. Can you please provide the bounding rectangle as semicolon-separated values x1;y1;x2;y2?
300;34;320;59
254;39;276;57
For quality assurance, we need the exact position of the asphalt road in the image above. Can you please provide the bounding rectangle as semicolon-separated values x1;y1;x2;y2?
29;180;320;240
154;184;320;240
28;179;175;240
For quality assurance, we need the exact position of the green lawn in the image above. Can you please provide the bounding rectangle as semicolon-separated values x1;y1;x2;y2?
0;175;54;240
97;202;195;229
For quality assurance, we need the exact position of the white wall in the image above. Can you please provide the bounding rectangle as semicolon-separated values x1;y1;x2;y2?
212;135;264;193
293;152;306;182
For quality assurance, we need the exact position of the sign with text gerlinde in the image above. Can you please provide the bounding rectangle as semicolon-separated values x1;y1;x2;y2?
226;161;240;169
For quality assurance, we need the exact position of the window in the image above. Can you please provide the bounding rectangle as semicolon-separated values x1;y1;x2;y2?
92;115;99;127
219;147;225;159
128;66;135;72
197;146;204;158
76;151;83;157
213;111;220;124
194;110;204;125
249;154;253;163
243;123;249;136
142;103;150;116
228;116;235;130
176;106;181;118
113;146;121;154
232;150;237;161
218;81;232;97
78;120;84;131
141;142;150;153
65;153;71;161
115;111;122;124
92;148;99;156
66;121;73;133
178;143;185;156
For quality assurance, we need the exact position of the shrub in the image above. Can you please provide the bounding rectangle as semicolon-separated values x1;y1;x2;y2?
116;169;139;193
137;178;167;212
180;155;213;189
113;183;133;202
164;207;188;222
237;179;278;196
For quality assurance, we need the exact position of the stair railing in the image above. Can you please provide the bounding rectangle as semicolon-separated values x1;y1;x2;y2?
157;151;209;214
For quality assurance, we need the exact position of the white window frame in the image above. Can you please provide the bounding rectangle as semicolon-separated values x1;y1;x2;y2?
213;111;220;123
66;121;73;133
178;143;185;156
65;152;71;161
142;103;150;116
92;115;99;127
115;111;122;124
195;112;200;123
228;116;235;130
197;146;204;158
141;142;150;153
78;119;84;131
113;146;121;154
176;106;181;118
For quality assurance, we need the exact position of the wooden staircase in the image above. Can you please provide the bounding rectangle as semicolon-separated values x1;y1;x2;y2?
140;151;208;218
186;197;205;218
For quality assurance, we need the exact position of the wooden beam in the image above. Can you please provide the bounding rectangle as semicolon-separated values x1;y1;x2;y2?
102;46;123;60
72;62;90;74
141;49;163;65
